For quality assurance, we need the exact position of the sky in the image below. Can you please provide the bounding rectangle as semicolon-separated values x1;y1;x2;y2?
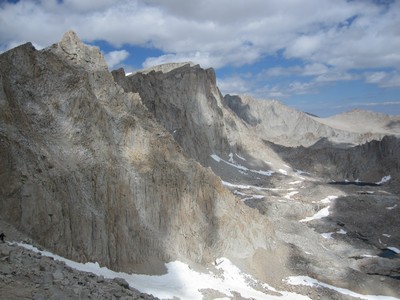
1;0;400;117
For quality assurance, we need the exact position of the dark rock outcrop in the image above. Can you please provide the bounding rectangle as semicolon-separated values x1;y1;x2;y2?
112;64;232;166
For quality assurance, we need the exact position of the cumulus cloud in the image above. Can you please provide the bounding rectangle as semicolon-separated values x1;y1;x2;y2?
364;71;400;88
217;76;254;96
104;50;129;69
1;0;399;95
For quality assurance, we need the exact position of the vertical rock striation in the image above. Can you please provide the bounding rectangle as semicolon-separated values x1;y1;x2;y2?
113;64;232;166
0;31;272;274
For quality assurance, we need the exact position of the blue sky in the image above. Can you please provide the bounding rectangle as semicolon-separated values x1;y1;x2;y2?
1;0;400;117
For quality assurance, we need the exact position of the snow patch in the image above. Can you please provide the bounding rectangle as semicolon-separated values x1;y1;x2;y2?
286;276;400;300
222;181;295;192
235;153;246;161
320;195;338;204
289;180;303;185
387;247;400;254
321;229;347;239
15;242;308;300
376;175;391;185
321;232;334;239
211;154;274;176
386;204;397;210
234;190;265;201
278;169;287;175
300;196;338;222
300;206;330;222
284;191;299;200
211;154;221;162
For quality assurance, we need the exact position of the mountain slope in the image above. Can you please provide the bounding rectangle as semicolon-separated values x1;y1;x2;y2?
224;95;391;147
0;31;272;274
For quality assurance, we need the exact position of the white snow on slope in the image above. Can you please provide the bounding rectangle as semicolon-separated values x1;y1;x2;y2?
387;247;400;254
300;196;339;222
386;204;397;210
284;191;299;200
321;232;334;239
321;229;347;240
300;206;330;223
234;190;265;201
211;154;274;176
286;276;400;300
16;242;309;300
279;169;287;175
235;153;246;161
289;180;303;185
222;181;295;192
320;195;338;204
376;175;391;185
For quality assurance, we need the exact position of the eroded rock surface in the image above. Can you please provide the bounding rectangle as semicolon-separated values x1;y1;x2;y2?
0;31;272;276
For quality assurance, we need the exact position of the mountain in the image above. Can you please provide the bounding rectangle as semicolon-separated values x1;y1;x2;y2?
0;31;272;276
1;31;400;299
224;95;398;147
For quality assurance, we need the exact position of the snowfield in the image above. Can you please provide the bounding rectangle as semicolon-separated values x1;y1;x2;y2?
14;242;400;300
15;242;308;300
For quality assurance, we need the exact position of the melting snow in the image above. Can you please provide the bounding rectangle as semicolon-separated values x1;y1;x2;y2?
386;204;397;210
321;229;347;240
300;196;339;222
211;154;274;176
320;195;338;204
300;206;330;223
284;191;299;200
278;169;288;175
289;180;303;185
321;232;334;239
387;247;400;254
235;153;246;161
376;175;391;185
222;181;295;192
234;190;265;201
15;242;308;300
286;276;400;300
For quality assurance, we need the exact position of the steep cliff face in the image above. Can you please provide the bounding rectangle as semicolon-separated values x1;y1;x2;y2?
224;95;388;147
0;32;272;273
269;135;400;187
113;64;232;166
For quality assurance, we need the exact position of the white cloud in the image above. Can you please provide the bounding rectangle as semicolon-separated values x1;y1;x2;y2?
104;50;129;69
264;63;329;77
217;76;254;95
364;71;400;88
1;0;399;93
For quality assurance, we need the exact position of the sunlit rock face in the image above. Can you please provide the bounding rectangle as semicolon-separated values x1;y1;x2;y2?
0;31;272;274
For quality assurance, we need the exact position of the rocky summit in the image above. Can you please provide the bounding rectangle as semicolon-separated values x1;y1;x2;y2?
1;31;400;299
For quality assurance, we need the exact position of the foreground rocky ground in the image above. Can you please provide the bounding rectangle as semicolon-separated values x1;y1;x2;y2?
0;242;158;299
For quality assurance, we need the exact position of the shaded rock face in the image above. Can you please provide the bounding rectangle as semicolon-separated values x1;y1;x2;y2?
0;31;271;273
223;94;260;126
269;135;400;190
113;64;231;165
